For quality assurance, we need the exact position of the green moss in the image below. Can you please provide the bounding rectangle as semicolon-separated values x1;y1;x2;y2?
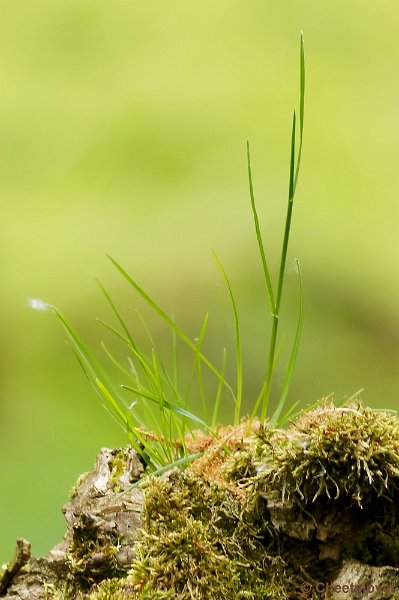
125;402;399;598
226;401;399;591
77;577;134;600
67;514;126;594
54;402;399;599
129;471;287;599
108;449;128;493
44;582;68;600
250;401;399;509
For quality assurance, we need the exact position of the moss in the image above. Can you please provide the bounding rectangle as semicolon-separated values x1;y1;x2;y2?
67;513;126;594
129;471;287;599
37;402;399;599
108;450;128;493
226;401;399;591
250;401;399;509
43;582;67;600
76;577;135;600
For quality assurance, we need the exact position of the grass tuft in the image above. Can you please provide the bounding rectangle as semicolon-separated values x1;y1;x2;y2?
30;33;306;476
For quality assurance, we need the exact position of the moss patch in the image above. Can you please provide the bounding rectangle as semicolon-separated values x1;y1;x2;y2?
4;401;399;599
128;401;399;599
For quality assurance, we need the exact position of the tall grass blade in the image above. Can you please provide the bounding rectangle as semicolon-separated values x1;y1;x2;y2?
53;308;129;417
247;141;275;314
294;32;305;191
212;249;243;425
259;33;305;423
172;319;179;398
270;258;303;426
193;311;210;422
211;347;227;428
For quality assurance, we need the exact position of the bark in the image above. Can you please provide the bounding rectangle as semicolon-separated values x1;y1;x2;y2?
0;447;145;600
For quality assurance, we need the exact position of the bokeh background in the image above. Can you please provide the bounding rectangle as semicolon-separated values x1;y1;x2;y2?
2;0;399;564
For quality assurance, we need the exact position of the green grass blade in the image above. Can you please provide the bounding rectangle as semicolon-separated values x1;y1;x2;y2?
128;344;158;394
118;451;205;494
275;400;300;428
259;33;305;423
212;249;243;425
132;426;170;468
52;308;130;420
97;318;131;347
122;384;210;430
150;347;165;408
135;309;181;405
100;342;146;420
100;341;138;385
260;111;296;423
172;317;179;398
99;342;166;441
288;112;296;203
185;314;209;415
97;279;137;351
211;347;227;428
107;254;235;400
95;378;128;430
193;311;210;422
247;141;275;314
270;258;303;426
294;32;305;191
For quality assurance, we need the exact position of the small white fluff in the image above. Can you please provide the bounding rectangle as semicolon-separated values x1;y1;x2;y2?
27;297;50;312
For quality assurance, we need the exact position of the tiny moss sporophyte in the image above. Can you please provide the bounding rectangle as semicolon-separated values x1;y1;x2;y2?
30;35;306;475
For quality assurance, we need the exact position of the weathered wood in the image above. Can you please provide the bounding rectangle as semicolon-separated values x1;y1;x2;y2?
0;447;145;600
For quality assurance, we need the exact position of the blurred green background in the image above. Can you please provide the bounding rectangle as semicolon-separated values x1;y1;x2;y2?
2;0;399;563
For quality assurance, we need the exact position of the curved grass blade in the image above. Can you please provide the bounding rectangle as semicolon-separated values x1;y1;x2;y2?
121;383;210;431
97;278;137;351
118;451;205;495
52;307;130;423
247;141;275;314
212;249;243;425
275;400;300;429
107;254;236;401
100;342;165;439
